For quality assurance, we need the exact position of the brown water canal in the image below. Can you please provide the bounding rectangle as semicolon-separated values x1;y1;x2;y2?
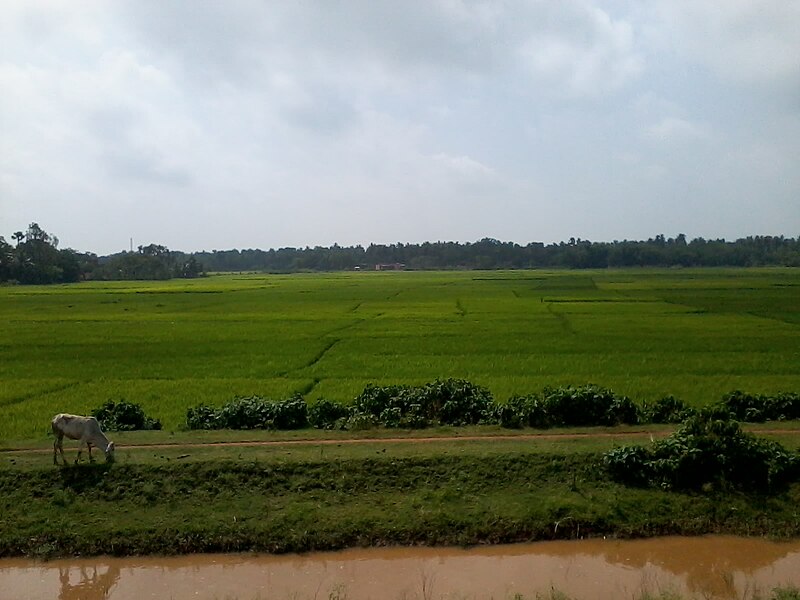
2;536;799;600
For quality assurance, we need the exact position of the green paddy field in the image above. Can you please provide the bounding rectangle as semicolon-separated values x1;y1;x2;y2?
1;268;798;441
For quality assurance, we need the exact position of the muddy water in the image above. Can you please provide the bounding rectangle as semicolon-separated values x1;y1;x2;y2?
2;536;800;600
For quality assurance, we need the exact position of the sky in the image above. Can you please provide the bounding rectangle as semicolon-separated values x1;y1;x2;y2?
1;1;799;255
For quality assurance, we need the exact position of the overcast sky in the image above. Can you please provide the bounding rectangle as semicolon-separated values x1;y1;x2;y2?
2;1;799;255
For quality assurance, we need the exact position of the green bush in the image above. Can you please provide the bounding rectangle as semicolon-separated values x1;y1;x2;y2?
307;398;351;429
271;395;308;430
343;412;379;431
353;384;414;417
185;404;221;430
543;385;640;427
642;395;695;424
351;379;493;428
419;378;494;426
605;409;799;492
494;395;550;429
603;445;652;486
186;395;308;430
717;390;800;422
218;396;273;429
494;396;525;429
91;400;161;431
352;384;429;427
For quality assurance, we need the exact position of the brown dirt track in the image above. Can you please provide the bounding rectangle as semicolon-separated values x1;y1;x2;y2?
4;428;799;454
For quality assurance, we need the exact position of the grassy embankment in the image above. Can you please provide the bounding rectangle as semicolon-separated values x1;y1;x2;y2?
1;268;799;442
2;432;800;558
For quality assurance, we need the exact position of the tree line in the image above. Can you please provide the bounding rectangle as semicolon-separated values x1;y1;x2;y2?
0;223;202;284
197;234;800;272
2;224;799;284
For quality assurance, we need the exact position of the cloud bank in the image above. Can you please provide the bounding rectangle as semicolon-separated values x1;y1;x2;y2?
1;1;798;254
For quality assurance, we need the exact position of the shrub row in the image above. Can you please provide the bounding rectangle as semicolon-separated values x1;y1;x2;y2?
604;408;800;492
184;379;494;431
91;384;800;433
494;385;640;429
182;383;800;431
186;395;308;430
183;382;668;431
504;389;800;428
178;382;720;431
718;390;800;422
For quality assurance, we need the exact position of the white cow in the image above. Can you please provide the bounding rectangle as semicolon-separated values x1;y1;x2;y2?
52;414;115;465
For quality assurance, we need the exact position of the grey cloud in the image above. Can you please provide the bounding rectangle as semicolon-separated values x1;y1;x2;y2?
283;90;360;137
84;107;191;187
288;1;504;73
85;107;139;139
116;1;274;84
515;2;643;96
2;1;798;254
652;1;800;91
103;149;191;186
116;1;641;95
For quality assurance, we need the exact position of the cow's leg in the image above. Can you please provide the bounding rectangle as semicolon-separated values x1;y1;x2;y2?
55;434;67;465
87;443;95;463
53;435;60;465
75;440;85;464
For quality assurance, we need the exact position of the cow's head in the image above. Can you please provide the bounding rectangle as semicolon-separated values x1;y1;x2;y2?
104;441;116;463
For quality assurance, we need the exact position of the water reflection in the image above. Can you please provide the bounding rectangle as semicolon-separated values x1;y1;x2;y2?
57;565;120;600
2;536;799;600
596;537;797;599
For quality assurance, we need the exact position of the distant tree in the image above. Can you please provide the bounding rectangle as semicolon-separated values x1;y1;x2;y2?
0;237;13;281
90;243;202;281
178;256;203;278
1;223;80;284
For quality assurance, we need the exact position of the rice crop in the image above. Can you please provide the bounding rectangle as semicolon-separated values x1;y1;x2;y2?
1;268;798;441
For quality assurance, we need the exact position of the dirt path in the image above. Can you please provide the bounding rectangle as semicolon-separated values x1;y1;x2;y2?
5;428;799;454
121;431;665;450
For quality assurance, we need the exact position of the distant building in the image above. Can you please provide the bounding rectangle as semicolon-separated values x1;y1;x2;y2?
375;263;406;271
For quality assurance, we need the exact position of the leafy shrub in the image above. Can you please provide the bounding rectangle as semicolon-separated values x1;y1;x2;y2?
218;396;273;429
543;385;640;427
642;395;695;424
349;379;493;428
92;400;161;431
603;445;653;486
353;384;410;416
717;390;800;422
343;413;379;431
494;395;550;429
186;404;222;430
605;409;799;492
771;392;800;420
607;394;641;426
271;395;308;430
187;395;308;430
352;384;426;426
308;398;351;429
418;378;494;426
652;410;797;491
493;397;524;429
